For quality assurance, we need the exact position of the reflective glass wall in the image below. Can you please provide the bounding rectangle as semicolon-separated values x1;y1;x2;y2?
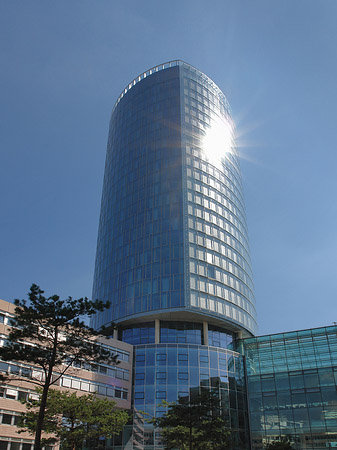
92;60;257;336
92;63;184;329
119;321;235;348
243;326;337;450
91;61;257;449
180;63;257;335
132;344;250;449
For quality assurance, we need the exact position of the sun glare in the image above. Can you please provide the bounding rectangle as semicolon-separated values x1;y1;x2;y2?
202;118;234;167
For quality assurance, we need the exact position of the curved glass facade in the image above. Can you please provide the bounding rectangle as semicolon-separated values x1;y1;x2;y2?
92;63;184;329
181;63;256;334
133;344;250;449
92;61;257;336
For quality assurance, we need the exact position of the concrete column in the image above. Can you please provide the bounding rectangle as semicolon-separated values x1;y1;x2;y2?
203;321;208;346
113;328;118;340
155;318;160;344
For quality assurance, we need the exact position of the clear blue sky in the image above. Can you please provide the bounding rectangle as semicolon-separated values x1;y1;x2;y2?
1;0;336;335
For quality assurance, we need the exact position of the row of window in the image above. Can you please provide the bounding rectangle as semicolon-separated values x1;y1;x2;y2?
248;370;337;393
188;218;252;279
189;264;253;302
187;179;247;238
188;246;253;297
184;116;240;179
135;349;239;373
95;239;184;282
189;213;251;267
115;73;179;119
190;291;256;332
188;203;249;250
0;411;19;426
0;386;37;402
0;313;130;365
114;60;180;107
186;163;242;223
99;344;130;363
0;441;40;450
250;389;337;412
250;407;337;433
189;273;253;317
120;322;235;348
0;362;36;379
0;358;129;382
184;61;231;100
252;435;337;450
0;363;129;402
246;344;337;375
189;232;253;288
184;88;231;139
66;359;129;380
183;77;231;118
111;122;180;165
246;327;337;345
186;141;241;189
61;376;128;400
186;174;246;235
117;265;184;295
184;130;241;193
185;137;242;200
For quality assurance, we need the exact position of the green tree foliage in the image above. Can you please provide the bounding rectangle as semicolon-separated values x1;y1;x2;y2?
265;437;295;450
19;389;129;450
153;390;231;450
0;284;115;450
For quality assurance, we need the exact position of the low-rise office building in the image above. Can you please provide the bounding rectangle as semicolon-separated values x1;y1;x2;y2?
0;299;133;450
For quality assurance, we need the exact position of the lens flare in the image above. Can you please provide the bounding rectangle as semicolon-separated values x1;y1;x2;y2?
202;118;234;167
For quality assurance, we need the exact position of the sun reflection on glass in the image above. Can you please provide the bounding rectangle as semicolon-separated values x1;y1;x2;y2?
202;118;234;167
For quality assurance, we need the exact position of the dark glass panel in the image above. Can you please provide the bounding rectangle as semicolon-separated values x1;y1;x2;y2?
289;373;304;390
275;372;290;391
160;321;202;344
120;322;155;345
2;414;12;424
208;325;235;350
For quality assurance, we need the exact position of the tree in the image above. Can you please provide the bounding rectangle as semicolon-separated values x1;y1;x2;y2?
153;390;231;450
0;284;116;450
265;437;294;450
19;389;129;450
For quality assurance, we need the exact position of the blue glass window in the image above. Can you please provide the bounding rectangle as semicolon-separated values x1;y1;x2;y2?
208;325;235;350
120;322;155;345
160;321;202;344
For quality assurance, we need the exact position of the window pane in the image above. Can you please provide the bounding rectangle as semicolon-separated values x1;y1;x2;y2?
2;414;12;424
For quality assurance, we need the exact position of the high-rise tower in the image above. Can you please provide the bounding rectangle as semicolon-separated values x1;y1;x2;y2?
92;61;257;448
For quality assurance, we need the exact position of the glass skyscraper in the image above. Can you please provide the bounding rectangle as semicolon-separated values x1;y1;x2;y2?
92;60;257;448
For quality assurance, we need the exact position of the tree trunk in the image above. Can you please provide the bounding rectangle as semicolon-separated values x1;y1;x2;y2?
189;423;192;450
71;417;76;450
34;333;58;450
34;382;49;450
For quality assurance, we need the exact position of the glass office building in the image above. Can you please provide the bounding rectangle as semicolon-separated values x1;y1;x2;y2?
243;326;337;450
91;61;257;448
92;60;256;336
90;61;337;449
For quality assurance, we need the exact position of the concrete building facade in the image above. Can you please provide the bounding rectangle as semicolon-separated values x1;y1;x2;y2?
0;299;133;450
